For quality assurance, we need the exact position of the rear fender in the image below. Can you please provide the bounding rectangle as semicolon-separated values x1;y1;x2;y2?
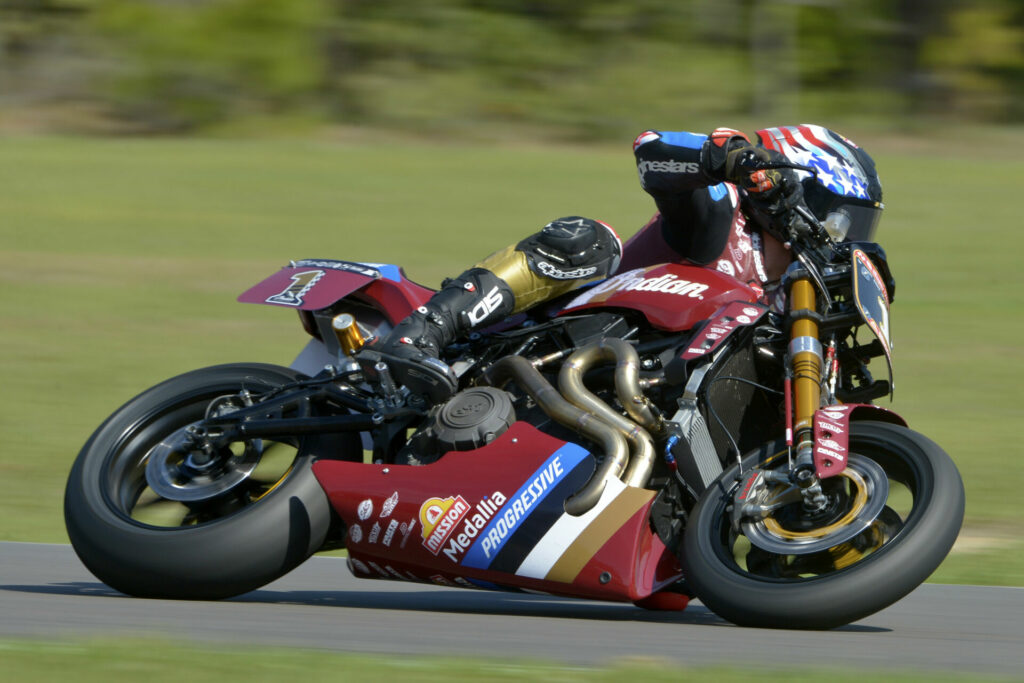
237;259;434;324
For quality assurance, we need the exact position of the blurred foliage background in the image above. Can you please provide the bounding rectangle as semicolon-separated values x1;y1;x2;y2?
1;0;1021;136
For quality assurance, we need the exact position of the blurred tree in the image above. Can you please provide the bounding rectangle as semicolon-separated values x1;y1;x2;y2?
1;0;1021;134
922;0;1024;121
86;0;330;130
0;0;87;106
893;0;954;117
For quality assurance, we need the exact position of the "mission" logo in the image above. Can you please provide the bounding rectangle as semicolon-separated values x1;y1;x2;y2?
420;496;470;555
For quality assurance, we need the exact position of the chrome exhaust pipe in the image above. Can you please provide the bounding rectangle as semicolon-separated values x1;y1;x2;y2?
484;355;629;516
559;339;657;488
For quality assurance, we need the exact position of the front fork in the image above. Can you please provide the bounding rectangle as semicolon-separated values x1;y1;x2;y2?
787;276;828;509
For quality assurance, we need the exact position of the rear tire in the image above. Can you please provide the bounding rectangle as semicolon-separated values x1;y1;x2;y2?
64;363;360;599
682;421;964;629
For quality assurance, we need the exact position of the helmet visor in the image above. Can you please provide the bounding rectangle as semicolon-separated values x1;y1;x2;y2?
835;202;883;242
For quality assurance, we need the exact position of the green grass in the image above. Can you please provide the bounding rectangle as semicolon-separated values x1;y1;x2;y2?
0;639;1019;683
1;132;1022;583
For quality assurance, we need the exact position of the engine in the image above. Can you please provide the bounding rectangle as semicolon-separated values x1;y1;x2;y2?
397;387;516;464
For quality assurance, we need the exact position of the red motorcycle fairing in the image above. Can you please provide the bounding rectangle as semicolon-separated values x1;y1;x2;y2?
312;422;683;602
237;259;434;323
555;263;761;331
679;300;770;361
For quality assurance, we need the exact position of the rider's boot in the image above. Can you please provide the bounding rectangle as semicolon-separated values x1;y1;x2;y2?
371;267;515;401
373;216;622;401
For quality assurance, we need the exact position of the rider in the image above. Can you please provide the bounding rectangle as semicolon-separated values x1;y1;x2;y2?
373;125;884;398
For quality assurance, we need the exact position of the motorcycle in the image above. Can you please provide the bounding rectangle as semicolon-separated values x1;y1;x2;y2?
64;191;964;630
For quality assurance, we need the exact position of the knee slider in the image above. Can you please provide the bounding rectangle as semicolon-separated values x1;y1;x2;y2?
517;216;622;281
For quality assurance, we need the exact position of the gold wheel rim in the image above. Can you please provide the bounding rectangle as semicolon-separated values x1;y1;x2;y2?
762;467;870;541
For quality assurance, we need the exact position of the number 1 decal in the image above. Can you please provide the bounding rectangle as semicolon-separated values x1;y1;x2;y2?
265;270;324;306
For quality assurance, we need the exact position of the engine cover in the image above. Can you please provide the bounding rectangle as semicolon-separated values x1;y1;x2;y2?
434;387;516;452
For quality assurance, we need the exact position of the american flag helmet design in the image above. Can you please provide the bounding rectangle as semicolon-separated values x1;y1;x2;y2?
755;125;880;203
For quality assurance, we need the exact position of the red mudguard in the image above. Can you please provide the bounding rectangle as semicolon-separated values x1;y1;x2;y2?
312;422;682;602
237;259;433;324
813;404;907;478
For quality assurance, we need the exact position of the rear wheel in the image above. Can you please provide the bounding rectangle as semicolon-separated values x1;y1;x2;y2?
64;363;360;599
682;421;964;629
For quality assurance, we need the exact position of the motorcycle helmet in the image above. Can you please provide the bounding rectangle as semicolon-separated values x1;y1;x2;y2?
755;125;883;242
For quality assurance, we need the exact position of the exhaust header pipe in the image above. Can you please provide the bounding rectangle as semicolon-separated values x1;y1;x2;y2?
484;355;628;516
484;339;659;515
559;338;658;488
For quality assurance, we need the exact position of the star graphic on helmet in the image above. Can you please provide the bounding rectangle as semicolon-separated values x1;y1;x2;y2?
788;146;815;167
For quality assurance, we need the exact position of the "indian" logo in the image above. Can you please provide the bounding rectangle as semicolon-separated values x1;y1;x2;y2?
588;269;709;299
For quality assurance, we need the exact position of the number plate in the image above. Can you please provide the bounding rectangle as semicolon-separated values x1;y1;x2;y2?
852;249;894;382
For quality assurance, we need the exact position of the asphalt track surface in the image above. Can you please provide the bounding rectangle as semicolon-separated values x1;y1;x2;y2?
2;542;1022;676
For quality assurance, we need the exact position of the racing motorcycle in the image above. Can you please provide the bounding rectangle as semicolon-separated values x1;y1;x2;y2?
64;192;964;630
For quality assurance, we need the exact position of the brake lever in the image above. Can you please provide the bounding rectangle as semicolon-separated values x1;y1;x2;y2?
746;157;818;176
779;161;817;176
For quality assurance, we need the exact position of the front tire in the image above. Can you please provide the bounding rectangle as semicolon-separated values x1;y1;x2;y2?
64;363;360;600
682;421;964;629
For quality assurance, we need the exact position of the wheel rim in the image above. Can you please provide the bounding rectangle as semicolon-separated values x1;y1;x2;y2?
102;385;308;529
741;454;890;555
715;443;921;581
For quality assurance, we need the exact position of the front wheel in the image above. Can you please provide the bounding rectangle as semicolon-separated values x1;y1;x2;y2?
682;421;964;629
64;363;361;600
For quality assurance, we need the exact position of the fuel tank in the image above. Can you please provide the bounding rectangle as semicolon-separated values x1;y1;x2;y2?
556;264;760;331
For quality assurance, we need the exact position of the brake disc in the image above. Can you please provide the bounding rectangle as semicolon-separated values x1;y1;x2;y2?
738;454;889;555
144;426;263;502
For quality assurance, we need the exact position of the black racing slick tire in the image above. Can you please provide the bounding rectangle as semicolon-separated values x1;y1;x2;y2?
64;363;360;600
682;421;964;629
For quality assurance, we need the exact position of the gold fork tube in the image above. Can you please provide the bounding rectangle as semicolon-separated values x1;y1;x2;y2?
790;278;822;440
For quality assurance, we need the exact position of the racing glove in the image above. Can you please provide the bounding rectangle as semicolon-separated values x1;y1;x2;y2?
701;128;804;217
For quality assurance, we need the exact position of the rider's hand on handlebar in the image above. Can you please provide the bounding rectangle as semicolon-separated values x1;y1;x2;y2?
703;129;809;243
725;148;804;217
741;160;804;218
703;129;804;216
